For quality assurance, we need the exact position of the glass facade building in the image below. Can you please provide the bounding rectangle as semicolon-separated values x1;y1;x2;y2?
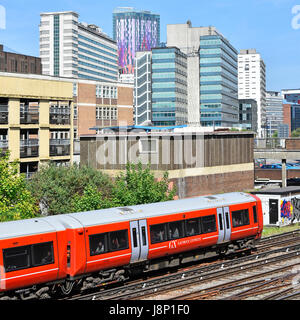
265;91;283;137
113;8;160;74
238;99;257;132
151;47;188;126
199;35;239;127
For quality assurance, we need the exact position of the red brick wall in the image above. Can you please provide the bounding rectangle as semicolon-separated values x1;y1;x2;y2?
283;104;291;137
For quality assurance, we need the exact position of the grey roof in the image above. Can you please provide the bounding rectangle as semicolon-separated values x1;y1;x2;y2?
252;186;300;196
0;192;256;240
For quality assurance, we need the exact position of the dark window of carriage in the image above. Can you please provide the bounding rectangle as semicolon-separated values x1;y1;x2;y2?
32;242;54;267
89;233;108;256
185;218;201;237
201;215;217;234
253;206;258;223
109;230;129;251
150;223;167;244
232;209;250;227
3;245;31;273
168;221;184;240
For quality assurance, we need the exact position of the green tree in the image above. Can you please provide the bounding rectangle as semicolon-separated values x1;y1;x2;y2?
292;128;300;137
111;162;177;207
0;151;39;222
27;163;114;215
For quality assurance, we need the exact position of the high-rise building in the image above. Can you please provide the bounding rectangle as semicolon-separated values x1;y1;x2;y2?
40;11;118;81
265;91;283;137
238;49;266;137
167;22;239;127
134;51;152;125
151;47;188;126
238;99;257;132
113;7;160;77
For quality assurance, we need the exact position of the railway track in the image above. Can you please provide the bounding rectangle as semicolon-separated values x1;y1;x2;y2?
70;235;300;300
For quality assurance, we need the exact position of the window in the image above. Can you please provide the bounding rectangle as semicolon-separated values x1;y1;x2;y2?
201;215;217;234
185;218;200;237
3;242;54;273
168;221;184;240
109;230;129;251
232;209;250;227
89;233;107;256
141;226;147;246
150;223;167;244
132;228;138;248
3;246;31;272
32;242;54;266
253;206;257;223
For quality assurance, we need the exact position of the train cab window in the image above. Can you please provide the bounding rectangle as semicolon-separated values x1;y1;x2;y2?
253;206;258;223
32;242;54;267
89;233;107;256
168;221;184;240
109;230;129;251
185;218;200;237
201;215;217;234
3;245;31;273
232;209;250;228
150;224;167;244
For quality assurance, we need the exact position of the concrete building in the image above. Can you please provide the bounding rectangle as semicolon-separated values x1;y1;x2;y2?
238;99;257;132
238;49;266;137
167;22;239;127
134;51;152;125
113;7;160;78
265;91;283;137
0;72;74;178
40;11;118;81
0;45;42;75
80;127;254;198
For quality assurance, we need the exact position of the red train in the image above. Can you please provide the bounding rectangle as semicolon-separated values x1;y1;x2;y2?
0;192;263;300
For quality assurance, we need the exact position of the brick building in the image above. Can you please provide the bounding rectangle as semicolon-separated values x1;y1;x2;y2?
0;45;42;75
80;127;254;198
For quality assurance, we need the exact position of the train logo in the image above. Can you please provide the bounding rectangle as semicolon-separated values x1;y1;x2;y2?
169;240;177;249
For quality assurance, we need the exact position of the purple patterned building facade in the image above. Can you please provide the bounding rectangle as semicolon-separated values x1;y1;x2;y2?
113;7;160;74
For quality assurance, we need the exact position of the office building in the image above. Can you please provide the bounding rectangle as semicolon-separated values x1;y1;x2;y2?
238;49;266;137
167;22;239;127
265;91;283;137
151;47;188;126
113;7;160;77
0;44;42;75
282;89;300;136
0;72;74;178
238;99;257;132
40;11;118;81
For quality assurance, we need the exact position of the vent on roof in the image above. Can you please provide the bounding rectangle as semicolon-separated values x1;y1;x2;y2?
205;196;217;200
117;207;135;215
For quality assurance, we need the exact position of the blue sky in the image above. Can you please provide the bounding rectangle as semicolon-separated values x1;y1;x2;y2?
0;0;299;91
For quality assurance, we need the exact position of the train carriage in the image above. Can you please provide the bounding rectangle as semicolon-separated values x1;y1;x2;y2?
0;192;263;299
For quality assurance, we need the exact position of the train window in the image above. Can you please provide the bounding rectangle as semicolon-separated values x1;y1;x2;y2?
89;233;107;256
201;215;217;234
225;213;230;229
132;228;138;248
168;221;184;240
150;224;167;244
3;245;31;273
141;226;147;246
109;230;129;251
218;214;223;231
232;209;250;228
253;206;258;223
185;218;200;237
32;242;54;267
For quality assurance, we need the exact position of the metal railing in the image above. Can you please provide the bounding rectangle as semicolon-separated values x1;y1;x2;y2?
49;107;71;125
50;139;70;156
0;105;8;124
20;139;39;158
254;138;286;149
20;105;39;124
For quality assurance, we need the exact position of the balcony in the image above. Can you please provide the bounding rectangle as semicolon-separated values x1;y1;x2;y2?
20;105;39;125
20;139;39;158
50;139;70;156
50;107;71;125
0;105;8;124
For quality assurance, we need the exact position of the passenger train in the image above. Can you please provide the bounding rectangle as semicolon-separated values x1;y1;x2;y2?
0;192;263;299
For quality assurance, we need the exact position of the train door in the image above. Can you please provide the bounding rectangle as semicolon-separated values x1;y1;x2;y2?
217;207;231;243
130;219;149;263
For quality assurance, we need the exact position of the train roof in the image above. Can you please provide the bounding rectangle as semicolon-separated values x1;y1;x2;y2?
0;192;256;240
68;192;256;227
